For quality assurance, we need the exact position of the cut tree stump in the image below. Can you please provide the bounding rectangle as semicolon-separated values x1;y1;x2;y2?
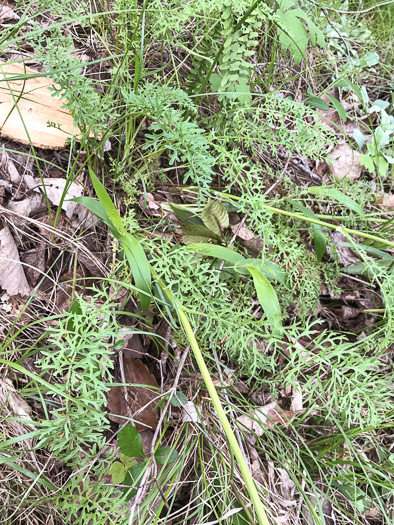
0;62;83;149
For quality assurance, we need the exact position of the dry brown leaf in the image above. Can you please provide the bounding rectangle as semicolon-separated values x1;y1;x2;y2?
0;150;20;183
37;178;83;218
20;244;46;287
0;62;84;149
0;5;20;23
290;382;303;413
182;401;200;423
0;378;33;424
139;192;161;216
330;230;360;266
230;223;255;241
377;193;394;210
238;401;295;437
107;358;159;431
0;225;31;296
329;142;362;180
277;467;296;503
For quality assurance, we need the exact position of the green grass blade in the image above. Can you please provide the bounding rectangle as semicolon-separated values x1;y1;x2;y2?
121;233;152;311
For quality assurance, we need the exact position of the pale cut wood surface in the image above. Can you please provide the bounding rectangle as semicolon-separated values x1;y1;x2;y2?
0;62;81;149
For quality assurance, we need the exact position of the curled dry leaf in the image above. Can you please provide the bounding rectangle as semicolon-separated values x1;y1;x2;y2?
238;401;295;437
0;5;20;23
0;150;20;184
230;223;255;241
139;192;161;216
0;377;33;426
330;230;360;267
37;178;83;218
290;382;303;413
20;244;46;287
182;401;201;424
0;225;31;296
329;142;362;181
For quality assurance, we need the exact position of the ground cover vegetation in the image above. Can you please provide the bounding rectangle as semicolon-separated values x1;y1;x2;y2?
0;0;393;523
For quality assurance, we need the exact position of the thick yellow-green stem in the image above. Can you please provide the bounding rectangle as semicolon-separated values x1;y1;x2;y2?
178;309;270;525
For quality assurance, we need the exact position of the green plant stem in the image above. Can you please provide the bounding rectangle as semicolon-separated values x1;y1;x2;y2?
177;308;270;525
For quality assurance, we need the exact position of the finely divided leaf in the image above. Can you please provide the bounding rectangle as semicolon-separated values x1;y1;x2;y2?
247;265;283;337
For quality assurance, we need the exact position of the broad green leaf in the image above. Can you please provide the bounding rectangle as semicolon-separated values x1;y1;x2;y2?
360;154;375;173
186;243;245;266
305;95;330;110
88;167;125;236
287;199;327;261
117;424;144;458
334;79;364;104
339;242;393;259
353;128;365;151
182;224;221;245
237;259;287;284
291;9;325;47
71;196;119;239
108;461;127;484
123;462;147;500
362;51;379;67
121;233;152;311
235;78;252;104
247;265;283;337
326;94;347;122
170;391;188;407
209;72;222;92
376;155;389;177
154;446;179;465
187;244;286;283
201;199;229;237
332;481;372;514
120;454;137;468
277;10;307;65
307;186;365;216
342;258;393;278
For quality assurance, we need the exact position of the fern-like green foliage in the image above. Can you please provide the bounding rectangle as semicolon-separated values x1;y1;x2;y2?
122;84;215;191
35;33;113;137
227;96;336;160
35;292;118;464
